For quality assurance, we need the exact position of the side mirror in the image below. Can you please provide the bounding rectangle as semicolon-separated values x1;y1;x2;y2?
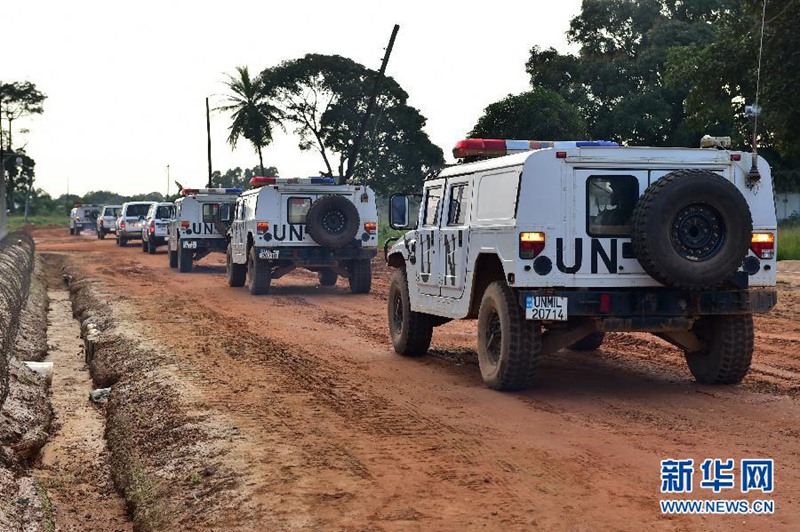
218;203;233;223
389;194;410;230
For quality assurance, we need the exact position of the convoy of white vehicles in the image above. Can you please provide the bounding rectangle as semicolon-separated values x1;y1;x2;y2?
69;204;102;235
68;135;779;392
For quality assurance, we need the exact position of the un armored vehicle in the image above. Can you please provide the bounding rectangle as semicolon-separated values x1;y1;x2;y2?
387;138;777;391
69;204;101;235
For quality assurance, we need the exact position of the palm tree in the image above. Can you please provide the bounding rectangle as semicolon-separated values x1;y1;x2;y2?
218;66;282;175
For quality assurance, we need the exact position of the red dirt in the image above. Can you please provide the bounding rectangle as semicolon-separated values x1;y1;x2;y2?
35;227;800;530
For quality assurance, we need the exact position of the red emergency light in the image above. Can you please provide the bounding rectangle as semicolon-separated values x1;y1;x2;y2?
250;176;278;188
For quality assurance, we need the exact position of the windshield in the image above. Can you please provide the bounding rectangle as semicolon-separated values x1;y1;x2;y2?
105;207;121;217
156;205;174;219
125;204;151;217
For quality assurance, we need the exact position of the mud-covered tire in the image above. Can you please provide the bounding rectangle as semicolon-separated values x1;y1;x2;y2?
247;246;270;295
569;332;606;351
631;169;752;290
318;268;338;286
305;195;360;248
227;245;246;287
388;269;434;356
168;247;178;268
348;259;372;294
177;243;193;273
477;281;542;391
684;315;753;384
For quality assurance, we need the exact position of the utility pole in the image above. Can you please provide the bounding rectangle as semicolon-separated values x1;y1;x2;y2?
0;101;6;238
344;24;399;184
166;164;170;197
206;97;213;188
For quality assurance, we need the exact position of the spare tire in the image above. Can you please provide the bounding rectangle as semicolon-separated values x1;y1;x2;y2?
305;195;360;248
631;169;752;290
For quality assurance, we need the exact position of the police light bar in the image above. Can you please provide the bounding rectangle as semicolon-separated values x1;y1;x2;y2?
181;188;242;196
453;138;618;159
249;176;336;188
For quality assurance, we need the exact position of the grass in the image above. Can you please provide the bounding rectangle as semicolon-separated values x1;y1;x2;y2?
6;213;69;232
378;220;406;248
778;225;800;260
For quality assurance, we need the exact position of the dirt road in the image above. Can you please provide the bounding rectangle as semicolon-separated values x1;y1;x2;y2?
36;227;800;530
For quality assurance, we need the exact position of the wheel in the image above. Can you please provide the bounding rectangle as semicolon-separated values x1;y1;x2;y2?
684;315;753;384
388;269;434;356
147;239;157;254
168;247;178;268
119;236;128;247
477;281;542;391
631;169;752;290
247;246;270;295
305;195;360;248
348;259;372;294
69;227;74;235
569;332;606;351
227;244;246;287
141;237;148;252
318;268;338;286
75;227;82;236
98;231;105;240
177;243;193;273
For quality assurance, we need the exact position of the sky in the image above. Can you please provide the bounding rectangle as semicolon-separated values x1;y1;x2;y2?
4;0;582;197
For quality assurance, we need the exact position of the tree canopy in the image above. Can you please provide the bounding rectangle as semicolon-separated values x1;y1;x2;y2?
260;54;443;195
210;165;280;190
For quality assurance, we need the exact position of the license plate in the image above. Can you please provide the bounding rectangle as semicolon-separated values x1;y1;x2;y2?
526;295;568;321
182;240;197;249
258;249;279;260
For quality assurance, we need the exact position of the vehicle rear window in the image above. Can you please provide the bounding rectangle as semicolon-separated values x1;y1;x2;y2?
125;204;150;217
202;203;231;223
156;205;174;219
106;207;121;217
587;175;639;236
288;197;311;224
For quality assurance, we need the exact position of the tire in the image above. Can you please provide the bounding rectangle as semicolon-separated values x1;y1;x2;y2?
631;169;752;290
177;243;193;273
168;247;178;268
141;237;148;252
318;268;338;286
75;227;82;236
477;281;542;391
98;231;105;240
247;246;270;295
119;236;128;247
348;259;372;294
305;195;360;248
227;244;246;287
684;315;753;384
569;332;606;351
388;269;434;356
147;239;157;254
69;227;74;235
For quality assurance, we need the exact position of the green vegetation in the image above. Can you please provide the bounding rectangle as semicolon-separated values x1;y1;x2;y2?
7;213;68;232
378;220;404;248
778;227;800;260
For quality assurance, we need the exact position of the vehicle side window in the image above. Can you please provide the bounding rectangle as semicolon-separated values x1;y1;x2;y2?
422;186;443;227
288;197;311;224
587;175;639;236
447;184;469;226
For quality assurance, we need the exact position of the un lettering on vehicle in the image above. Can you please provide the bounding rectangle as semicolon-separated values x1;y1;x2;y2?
273;224;306;242
555;237;628;275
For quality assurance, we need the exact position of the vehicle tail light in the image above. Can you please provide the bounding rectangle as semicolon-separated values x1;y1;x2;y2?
731;154;741;161
120;221;125;229
556;151;567;159
519;232;545;259
364;222;377;234
751;232;775;259
257;222;270;234
149;220;155;234
100;219;104;227
180;221;190;229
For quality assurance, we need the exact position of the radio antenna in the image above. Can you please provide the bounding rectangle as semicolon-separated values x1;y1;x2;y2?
747;0;768;185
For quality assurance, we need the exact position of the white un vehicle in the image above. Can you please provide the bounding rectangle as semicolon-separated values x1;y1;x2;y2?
167;187;241;272
386;138;777;391
220;176;378;295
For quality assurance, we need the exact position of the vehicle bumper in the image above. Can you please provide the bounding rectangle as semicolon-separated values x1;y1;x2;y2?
255;245;377;266
517;288;777;318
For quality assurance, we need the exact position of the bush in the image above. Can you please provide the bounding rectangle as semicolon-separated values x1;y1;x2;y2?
778;226;800;260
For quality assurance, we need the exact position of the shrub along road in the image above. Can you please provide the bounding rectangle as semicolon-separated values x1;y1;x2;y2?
35;227;800;530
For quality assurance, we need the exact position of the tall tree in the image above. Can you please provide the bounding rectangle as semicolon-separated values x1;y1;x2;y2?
210;165;279;189
0;81;46;150
261;54;443;194
525;0;730;146
218;66;282;175
470;88;588;140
